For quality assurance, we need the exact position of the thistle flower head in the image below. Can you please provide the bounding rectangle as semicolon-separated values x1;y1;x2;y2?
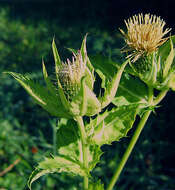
120;13;171;62
58;51;86;99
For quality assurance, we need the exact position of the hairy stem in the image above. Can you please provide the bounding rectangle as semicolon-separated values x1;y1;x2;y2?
75;116;88;190
107;87;155;190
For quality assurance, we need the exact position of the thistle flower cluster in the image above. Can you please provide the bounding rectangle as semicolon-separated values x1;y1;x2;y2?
58;51;86;100
120;13;171;62
120;13;175;90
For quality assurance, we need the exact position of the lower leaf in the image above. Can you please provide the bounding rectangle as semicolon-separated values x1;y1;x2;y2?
28;155;87;189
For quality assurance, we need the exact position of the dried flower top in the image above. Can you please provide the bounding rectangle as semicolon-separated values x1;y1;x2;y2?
120;13;171;62
58;51;86;99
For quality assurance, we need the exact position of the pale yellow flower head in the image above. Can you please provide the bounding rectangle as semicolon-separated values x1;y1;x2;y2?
120;13;171;62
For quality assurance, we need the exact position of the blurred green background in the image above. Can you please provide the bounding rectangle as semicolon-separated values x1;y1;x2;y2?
0;0;175;189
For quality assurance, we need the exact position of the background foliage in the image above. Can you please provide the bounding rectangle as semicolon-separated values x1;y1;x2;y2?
0;1;175;189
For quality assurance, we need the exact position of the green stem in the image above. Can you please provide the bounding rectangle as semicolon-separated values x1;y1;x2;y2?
75;116;88;190
107;87;154;190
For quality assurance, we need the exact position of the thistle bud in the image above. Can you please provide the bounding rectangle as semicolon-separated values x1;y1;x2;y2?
58;51;86;100
52;36;101;117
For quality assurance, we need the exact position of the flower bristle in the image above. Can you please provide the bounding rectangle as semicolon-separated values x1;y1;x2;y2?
120;13;171;62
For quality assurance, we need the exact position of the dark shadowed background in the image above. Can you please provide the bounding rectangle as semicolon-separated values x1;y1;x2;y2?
0;0;175;189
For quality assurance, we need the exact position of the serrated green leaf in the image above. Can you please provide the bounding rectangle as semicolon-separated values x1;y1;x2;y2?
28;169;50;190
28;155;87;190
87;105;138;146
113;73;148;106
39;156;86;175
57;119;102;172
5;72;71;118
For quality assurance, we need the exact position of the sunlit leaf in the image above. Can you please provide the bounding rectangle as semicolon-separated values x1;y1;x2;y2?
5;72;71;118
87;105;139;146
28;155;87;190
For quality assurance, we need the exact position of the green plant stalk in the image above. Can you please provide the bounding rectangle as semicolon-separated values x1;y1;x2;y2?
107;88;168;190
75;116;89;190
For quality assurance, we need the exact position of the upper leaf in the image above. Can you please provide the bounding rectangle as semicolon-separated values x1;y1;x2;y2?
90;55;148;106
6;72;71;118
113;73;148;106
99;60;129;108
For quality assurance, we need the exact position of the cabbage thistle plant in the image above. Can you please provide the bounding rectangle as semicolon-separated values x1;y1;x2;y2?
6;13;175;190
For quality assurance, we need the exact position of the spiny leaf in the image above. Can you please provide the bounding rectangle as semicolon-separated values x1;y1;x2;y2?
28;169;50;190
28;155;87;190
87;105;139;146
57;119;102;172
5;72;71;118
